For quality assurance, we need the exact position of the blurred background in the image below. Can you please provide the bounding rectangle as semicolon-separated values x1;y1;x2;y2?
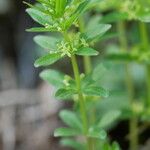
0;0;66;149
0;0;150;150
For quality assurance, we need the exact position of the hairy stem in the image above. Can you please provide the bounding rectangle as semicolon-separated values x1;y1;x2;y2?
139;22;150;109
118;21;138;150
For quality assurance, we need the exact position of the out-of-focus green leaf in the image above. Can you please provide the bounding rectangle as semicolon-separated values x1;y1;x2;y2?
26;27;54;32
88;128;107;140
65;0;90;28
106;52;137;62
40;69;65;88
59;110;82;130
100;12;128;23
83;24;111;42
60;138;85;150
98;110;121;128
54;128;80;137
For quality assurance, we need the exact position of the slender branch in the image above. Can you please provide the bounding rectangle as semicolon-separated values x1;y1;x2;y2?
139;22;150;109
63;31;93;150
118;21;138;150
79;17;92;74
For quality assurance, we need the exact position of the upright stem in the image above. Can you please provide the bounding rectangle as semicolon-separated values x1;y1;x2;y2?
63;31;92;149
118;22;138;150
71;55;88;133
139;22;150;109
71;55;93;150
79;17;92;74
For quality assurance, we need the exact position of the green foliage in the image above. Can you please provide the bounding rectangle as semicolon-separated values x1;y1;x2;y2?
54;127;80;137
60;138;85;150
59;110;82;130
34;53;62;67
25;0;150;149
40;69;65;88
75;47;99;56
34;35;60;50
97;110;121;129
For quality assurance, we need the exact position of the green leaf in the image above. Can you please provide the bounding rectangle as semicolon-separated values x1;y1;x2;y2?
26;27;54;32
59;110;82;130
112;142;120;150
98;110;121;128
92;63;108;81
65;0;90;28
88;128;107;140
55;0;67;17
83;86;109;98
34;53;62;67
106;52;136;62
54;128;80;137
60;138;85;150
83;24;111;42
34;35;59;50
100;12;128;23
40;69;65;88
75;47;99;56
26;8;52;26
138;13;150;23
55;88;77;100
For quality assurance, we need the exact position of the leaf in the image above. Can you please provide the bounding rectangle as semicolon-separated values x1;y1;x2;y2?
112;142;120;150
40;69;65;88
34;35;59;50
88;128;107;140
83;86;109;98
75;47;99;56
98;110;121;128
54;128;80;137
100;12;128;23
92;63;108;81
34;53;62;67
26;27;54;32
59;110;82;130
60;138;85;150
55;88;77;100
26;8;52;26
106;52;136;62
65;0;90;28
83;24;111;42
86;15;101;31
138;13;150;23
55;0;67;17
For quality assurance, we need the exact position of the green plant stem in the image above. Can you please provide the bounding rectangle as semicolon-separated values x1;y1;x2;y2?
63;31;93;150
118;21;138;150
79;17;95;150
71;54;88;133
79;17;92;74
71;54;93;150
139;22;150;109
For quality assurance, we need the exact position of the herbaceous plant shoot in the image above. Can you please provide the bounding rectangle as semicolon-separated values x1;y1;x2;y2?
24;0;150;150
